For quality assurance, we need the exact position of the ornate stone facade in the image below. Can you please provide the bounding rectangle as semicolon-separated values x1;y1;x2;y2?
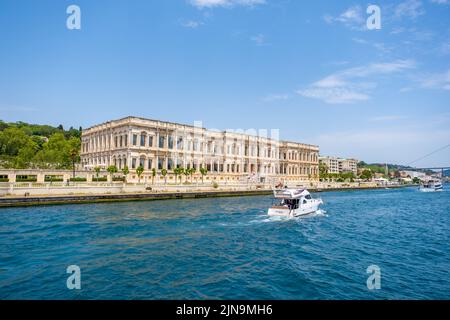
81;117;319;183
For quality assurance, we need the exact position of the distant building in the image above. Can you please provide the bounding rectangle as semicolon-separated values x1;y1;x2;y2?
400;170;427;179
319;156;358;175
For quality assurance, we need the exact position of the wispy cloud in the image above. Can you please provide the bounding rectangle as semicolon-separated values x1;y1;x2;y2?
250;34;267;46
439;42;450;55
430;0;450;5
297;60;416;104
420;69;450;90
190;0;265;9
394;0;425;19
180;20;204;28
369;115;408;122
352;38;393;54
310;123;450;165
262;94;290;102
324;5;366;30
0;105;37;112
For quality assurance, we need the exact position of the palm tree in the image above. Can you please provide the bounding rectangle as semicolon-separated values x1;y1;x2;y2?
136;165;144;183
107;165;118;182
161;168;168;184
94;166;101;182
122;166;129;183
200;167;207;184
151;168;156;185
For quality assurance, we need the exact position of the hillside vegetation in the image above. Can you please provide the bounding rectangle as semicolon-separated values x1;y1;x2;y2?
0;120;81;169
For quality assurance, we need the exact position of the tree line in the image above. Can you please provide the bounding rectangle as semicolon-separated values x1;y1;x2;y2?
0;120;81;169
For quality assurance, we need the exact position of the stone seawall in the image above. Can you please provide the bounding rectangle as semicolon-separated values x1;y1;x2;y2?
0;185;407;208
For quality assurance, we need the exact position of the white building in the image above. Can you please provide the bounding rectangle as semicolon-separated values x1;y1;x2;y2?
80;116;320;184
319;156;358;175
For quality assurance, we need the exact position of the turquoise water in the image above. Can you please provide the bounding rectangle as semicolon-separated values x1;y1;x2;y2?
0;187;449;300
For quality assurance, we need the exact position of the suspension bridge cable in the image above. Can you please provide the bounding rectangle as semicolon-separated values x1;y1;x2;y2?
407;143;450;167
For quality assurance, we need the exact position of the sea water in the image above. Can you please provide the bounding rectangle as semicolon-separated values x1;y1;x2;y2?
0;187;449;299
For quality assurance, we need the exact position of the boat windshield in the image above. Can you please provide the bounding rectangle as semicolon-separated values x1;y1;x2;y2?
278;199;300;210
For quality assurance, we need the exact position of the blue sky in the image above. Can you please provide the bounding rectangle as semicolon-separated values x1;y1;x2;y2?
0;0;449;166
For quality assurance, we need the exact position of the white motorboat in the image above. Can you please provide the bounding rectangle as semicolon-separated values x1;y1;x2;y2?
268;188;323;217
419;179;443;192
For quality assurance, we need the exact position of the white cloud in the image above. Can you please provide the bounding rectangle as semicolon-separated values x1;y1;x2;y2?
310;127;450;165
369;115;408;122
190;0;265;9
440;42;450;55
0;105;37;112
430;0;449;4
299;87;369;104
324;5;366;30
394;0;425;19
297;60;416;104
420;70;450;90
352;38;393;54
262;94;290;102
181;20;204;28
250;34;267;46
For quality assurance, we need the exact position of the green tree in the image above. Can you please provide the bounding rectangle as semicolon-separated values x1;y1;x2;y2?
359;169;373;181
151;168;156;185
161;168;168;184
0;127;32;158
200;167;208;184
184;168;190;183
107;165;118;182
94;166;101;181
173;167;182;184
136;165;144;183
319;162;328;175
122;166;129;183
15;139;38;169
189;168;196;182
70;148;79;179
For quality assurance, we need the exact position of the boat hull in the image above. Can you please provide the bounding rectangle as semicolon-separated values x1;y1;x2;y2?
268;200;322;217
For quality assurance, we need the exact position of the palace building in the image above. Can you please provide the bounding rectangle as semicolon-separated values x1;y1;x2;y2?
80;117;319;183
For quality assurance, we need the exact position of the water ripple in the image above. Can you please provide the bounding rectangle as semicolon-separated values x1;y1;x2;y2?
0;187;449;299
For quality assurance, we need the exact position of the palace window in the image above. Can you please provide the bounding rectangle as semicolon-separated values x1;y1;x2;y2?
131;158;137;169
139;158;145;168
159;136;165;149
158;158;164;170
193;139;199;152
168;136;174;149
149;136;153;147
167;158;173;170
177;137;183;150
140;135;146;147
132;134;137;146
148;159;152;170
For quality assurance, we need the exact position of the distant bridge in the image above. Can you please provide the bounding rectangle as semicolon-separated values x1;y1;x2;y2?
409;167;450;177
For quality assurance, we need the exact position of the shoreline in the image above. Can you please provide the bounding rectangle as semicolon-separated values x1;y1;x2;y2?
0;185;409;208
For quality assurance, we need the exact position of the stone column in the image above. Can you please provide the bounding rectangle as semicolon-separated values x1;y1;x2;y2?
37;172;45;183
